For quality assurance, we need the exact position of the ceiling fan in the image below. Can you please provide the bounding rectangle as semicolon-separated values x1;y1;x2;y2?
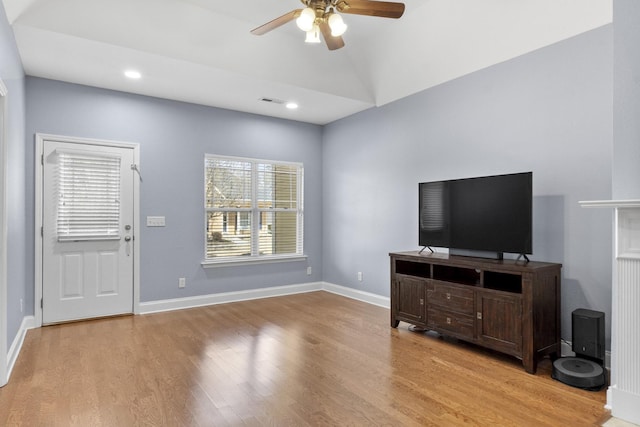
250;0;406;51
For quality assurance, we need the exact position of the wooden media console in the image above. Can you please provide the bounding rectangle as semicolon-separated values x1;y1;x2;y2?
390;251;561;373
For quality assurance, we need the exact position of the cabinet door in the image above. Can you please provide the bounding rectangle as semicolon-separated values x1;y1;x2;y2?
395;275;427;326
475;290;522;357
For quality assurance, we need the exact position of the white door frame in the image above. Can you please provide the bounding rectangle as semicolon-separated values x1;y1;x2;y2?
0;78;9;385
34;133;141;327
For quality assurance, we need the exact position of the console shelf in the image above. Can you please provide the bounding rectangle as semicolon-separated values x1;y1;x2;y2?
390;251;561;374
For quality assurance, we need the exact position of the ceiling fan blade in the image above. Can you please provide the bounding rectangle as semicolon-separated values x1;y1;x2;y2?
319;21;346;51
250;9;302;35
337;0;405;19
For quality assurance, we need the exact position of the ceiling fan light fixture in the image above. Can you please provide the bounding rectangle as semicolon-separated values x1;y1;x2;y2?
296;7;316;31
305;24;321;43
328;13;347;37
250;0;405;51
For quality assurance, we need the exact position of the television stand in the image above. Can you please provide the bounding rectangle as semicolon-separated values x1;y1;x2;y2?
390;251;561;374
418;246;434;254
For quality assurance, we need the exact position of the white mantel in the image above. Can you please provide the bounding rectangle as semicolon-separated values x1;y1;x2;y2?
579;199;640;208
580;199;640;425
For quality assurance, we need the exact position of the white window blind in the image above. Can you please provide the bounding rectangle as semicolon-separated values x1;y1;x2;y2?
56;150;122;241
205;155;303;261
257;163;300;255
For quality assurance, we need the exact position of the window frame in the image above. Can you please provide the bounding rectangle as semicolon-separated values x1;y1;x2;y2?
202;154;306;267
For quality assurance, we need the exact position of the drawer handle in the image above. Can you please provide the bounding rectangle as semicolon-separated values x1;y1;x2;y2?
446;292;451;300
419;298;424;305
477;312;482;320
446;317;451;324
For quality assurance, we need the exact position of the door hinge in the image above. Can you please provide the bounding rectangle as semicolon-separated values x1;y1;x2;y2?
41;226;43;237
41;154;44;165
40;298;43;308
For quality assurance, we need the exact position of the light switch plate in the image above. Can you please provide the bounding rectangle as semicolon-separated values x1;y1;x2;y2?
146;216;166;227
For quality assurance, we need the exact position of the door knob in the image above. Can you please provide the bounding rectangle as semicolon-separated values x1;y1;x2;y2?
124;236;131;242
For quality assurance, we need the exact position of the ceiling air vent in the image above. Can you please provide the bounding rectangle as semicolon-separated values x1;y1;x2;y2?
259;97;284;104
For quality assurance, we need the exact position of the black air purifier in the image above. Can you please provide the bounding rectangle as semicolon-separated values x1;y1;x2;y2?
552;309;606;391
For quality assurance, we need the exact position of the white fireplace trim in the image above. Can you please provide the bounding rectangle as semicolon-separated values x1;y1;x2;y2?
579;200;640;209
617;208;640;260
580;199;640;425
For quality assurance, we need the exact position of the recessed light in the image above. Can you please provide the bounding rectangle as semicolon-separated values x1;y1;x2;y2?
286;102;299;110
124;70;142;79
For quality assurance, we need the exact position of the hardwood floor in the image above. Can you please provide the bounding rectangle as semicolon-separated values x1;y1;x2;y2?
0;291;607;426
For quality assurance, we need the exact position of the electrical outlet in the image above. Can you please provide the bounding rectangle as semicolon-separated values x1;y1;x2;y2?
307;266;312;275
358;272;363;282
178;277;186;288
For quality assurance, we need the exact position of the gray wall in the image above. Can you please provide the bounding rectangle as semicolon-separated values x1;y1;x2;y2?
0;5;27;350
613;0;640;199
25;78;324;305
322;26;614;347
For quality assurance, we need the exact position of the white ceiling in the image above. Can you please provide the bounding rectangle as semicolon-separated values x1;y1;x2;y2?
3;0;612;125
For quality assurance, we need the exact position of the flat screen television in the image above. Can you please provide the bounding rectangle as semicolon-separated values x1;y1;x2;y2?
419;172;532;259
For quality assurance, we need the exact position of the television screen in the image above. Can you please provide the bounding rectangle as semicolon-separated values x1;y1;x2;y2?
419;172;532;256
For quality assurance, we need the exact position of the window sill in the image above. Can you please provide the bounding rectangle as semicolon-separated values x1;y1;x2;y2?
201;254;308;268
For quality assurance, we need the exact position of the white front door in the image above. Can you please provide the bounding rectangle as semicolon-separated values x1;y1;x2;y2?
42;139;135;324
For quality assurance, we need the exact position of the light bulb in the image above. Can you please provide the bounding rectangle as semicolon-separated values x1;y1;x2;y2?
296;7;315;32
305;24;321;43
328;13;347;37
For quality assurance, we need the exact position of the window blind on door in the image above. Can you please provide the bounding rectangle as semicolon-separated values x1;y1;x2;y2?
56;150;122;242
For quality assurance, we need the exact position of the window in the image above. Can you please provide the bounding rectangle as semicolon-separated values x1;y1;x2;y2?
237;211;250;231
204;155;304;263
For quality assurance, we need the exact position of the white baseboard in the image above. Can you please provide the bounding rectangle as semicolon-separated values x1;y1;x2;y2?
140;282;324;314
139;281;390;315
7;316;35;381
322;282;390;308
608;385;640;425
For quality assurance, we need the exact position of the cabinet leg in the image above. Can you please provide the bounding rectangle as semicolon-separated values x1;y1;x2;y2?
523;359;537;374
391;319;399;328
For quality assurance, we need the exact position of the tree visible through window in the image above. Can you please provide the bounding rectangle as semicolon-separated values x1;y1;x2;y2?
204;155;303;261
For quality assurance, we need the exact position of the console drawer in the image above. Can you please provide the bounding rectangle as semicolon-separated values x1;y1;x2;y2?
427;307;474;339
427;281;474;315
